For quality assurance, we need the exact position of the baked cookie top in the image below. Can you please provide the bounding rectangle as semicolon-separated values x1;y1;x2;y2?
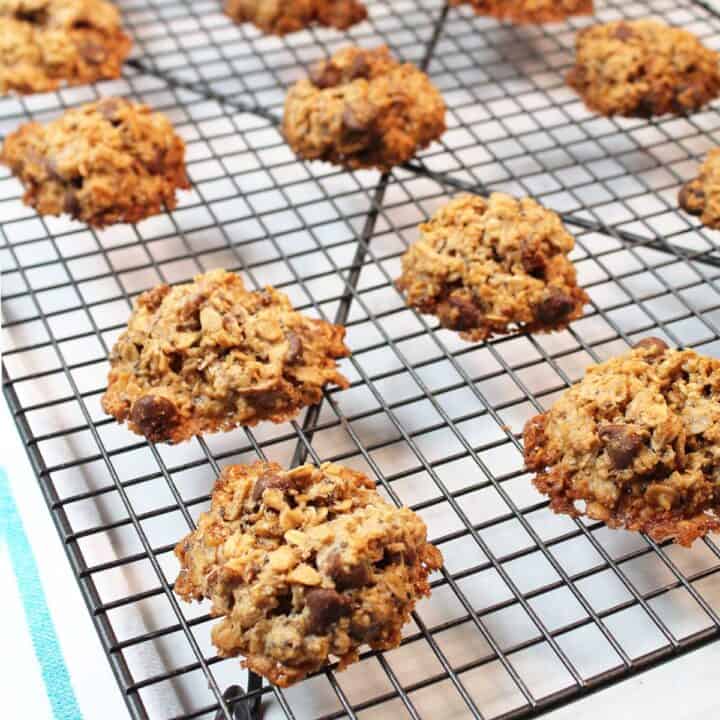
102;270;350;444
449;0;593;24
567;19;720;118
396;193;588;341
175;461;443;687
679;147;720;230
282;45;446;171
524;338;720;546
0;98;190;228
0;0;131;94
225;0;366;35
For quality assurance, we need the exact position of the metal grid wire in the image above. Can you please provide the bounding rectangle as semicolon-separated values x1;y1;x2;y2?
6;0;720;718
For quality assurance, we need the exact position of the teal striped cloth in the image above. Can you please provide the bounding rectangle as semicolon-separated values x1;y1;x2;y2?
0;468;82;720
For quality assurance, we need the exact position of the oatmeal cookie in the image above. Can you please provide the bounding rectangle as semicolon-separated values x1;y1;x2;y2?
175;461;443;686
102;270;350;444
396;193;588;341
282;45;446;171
0;98;190;228
567;20;720;118
0;0;131;94
449;0;593;24
679;148;720;230
225;0;366;35
524;338;720;546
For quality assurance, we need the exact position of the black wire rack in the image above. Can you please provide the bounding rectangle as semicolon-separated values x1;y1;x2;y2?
6;0;720;718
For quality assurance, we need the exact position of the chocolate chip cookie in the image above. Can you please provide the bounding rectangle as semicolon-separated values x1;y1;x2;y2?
396;193;589;341
102;270;350;444
524;338;720;546
0;98;190;228
449;0;593;24
0;0;131;94
679;148;720;230
282;45;446;171
567;20;720;118
175;461;443;686
225;0;366;35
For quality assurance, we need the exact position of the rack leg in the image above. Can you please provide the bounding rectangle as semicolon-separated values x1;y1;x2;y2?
214;672;264;720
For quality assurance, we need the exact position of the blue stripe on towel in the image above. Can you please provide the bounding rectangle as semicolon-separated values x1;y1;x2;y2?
0;468;82;720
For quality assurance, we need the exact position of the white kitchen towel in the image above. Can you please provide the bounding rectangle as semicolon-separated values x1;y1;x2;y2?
1;402;127;720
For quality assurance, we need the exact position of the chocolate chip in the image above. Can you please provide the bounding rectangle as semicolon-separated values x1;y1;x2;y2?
350;619;382;643
308;61;342;89
96;98;126;124
253;390;284;411
130;395;178;442
634;336;668;356
598;424;644;469
146;148;166;174
42;156;62;181
16;8;47;24
305;589;351;634
377;546;417;569
348;53;371;80
63;189;80;217
251;474;278;502
321;550;370;590
342;103;373;132
168;352;183;374
285;331;303;364
520;239;546;278
251;472;291;502
534;289;576;324
633;94;659;119
446;294;483;331
271;592;293;617
80;41;107;64
614;23;635;41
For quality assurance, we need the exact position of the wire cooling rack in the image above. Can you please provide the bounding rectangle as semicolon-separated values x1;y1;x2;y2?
6;0;720;718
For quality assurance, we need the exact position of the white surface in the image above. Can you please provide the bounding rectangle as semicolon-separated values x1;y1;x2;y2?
549;643;720;720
